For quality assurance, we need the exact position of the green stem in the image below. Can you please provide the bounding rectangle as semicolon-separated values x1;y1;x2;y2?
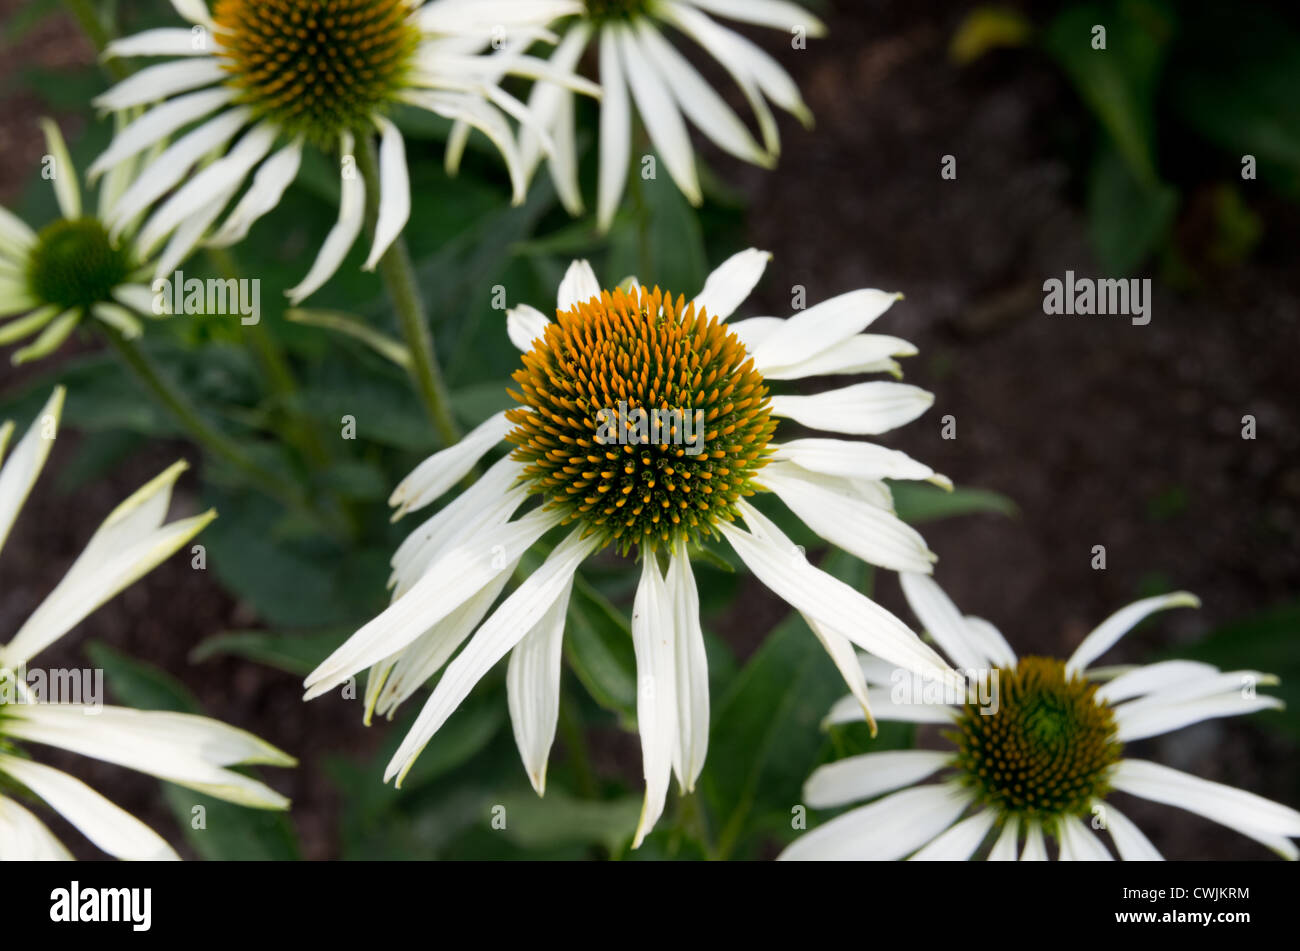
354;135;460;447
63;0;130;80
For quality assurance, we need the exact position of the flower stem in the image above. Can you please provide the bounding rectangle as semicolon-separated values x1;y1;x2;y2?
354;136;461;447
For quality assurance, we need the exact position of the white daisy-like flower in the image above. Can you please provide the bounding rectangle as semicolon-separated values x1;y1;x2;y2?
0;120;167;365
304;248;962;847
89;0;600;303
454;0;825;230
782;573;1300;861
0;388;295;860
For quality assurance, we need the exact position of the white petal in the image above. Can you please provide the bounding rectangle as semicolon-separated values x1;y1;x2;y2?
617;24;701;205
691;248;770;322
909;808;995;861
0;794;72;860
91;302;144;339
403;90;528;204
988;816;1020;861
596;26;631;232
556;259;602;312
39;120;80;219
961;615;1017;669
506;575;574;795
762;332;917;380
683;0;828;36
769;381;934;436
286;131;366;304
6;461;214;666
90;89;237;182
1095;659;1219;705
389;410;514;517
507;303;551;352
0;755;177;860
779;784;971;861
208;138;303;248
1021;821;1047;860
363;118;411;271
804;614;875;730
1100;801;1163;860
899;571;989;671
718;500;960;690
823;688;956;727
0;204;37;256
93;58;226;112
105;28;211;59
1058;814;1113;860
112;283;160;318
752;290;901;372
170;0;215;28
385;527;600;785
1065;592;1201;676
1116;691;1283;743
630;553;678;848
772;438;940;485
305;507;564;699
803;749;950;809
1111;759;1300;859
669;539;709;792
153;185;241;279
0;386;62;561
762;463;936;573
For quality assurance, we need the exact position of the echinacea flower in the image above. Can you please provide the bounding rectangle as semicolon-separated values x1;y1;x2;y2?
89;0;599;303
0;388;295;860
305;249;962;847
782;572;1300;860
0;121;167;365
469;0;825;230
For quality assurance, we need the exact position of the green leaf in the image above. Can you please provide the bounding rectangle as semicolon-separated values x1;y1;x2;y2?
891;482;1018;523
190;629;348;677
495;790;642;854
564;575;638;723
1087;140;1179;273
86;642;200;715
950;7;1033;64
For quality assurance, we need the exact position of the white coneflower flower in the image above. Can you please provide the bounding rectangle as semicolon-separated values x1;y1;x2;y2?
304;248;961;847
782;573;1300;861
89;0;599;304
0;120;166;365
0;388;295;860
457;0;826;230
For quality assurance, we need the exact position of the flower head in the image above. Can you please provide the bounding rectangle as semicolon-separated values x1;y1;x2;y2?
0;121;164;365
306;249;961;847
783;574;1300;860
0;389;295;860
91;0;598;302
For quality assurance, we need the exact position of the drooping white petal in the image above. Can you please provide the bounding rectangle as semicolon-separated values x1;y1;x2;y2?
0;794;72;860
1058;815;1113;860
1095;659;1219;705
630;554;679;848
596;26;631;232
669;539;708;793
0;387;63;562
804;614;875;731
506;574;574;795
617;24;701;206
769;382;934;436
91;302;144;339
751;290;901;372
988;816;1020;860
803;749;950;809
556;259;602;312
690;248;770;322
385;528;601;785
305;507;564;700
208;138;303;248
362;117;411;271
682;0;829;36
153;185;242;279
402;90;528;204
6;460;213;666
286;132;368;304
1065;592;1201;676
0;755;177;860
90;89;237;183
112;284;161;318
761;463;936;573
1111;759;1300;859
389;411;514;517
93;58;226;112
38;119;80;219
779;784;971;861
0;204;37;256
10;309;79;365
1116;690;1283;743
899;572;990;672
909;808;995;861
507;303;551;352
1100;800;1163;860
718;500;960;690
105;28;211;59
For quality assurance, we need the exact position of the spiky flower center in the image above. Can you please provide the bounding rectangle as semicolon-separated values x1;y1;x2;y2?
26;218;132;312
506;286;775;555
584;0;650;24
212;0;419;143
950;657;1122;825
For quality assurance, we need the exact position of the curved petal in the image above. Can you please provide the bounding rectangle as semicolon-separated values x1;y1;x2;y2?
803;749;950;809
1065;592;1201;676
0;386;63;562
362;117;411;271
691;248;770;322
507;303;551;352
556;259;602;312
596;26;631;232
630;553;678;848
389;410;514;517
0;794;72;860
669;538;709;792
506;575;574;795
909;808;995;861
769;382;934;436
779;784;971;861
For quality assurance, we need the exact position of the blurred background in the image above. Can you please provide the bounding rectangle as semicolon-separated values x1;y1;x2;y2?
0;0;1296;859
